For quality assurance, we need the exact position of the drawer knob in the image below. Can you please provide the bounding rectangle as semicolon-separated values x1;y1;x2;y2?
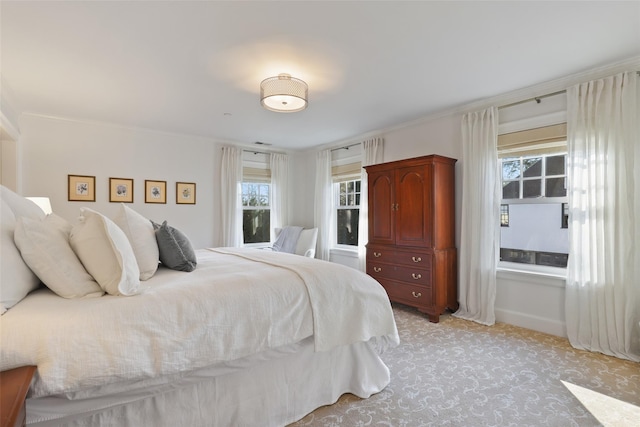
412;291;422;298
412;273;422;280
412;256;422;263
373;266;382;273
373;252;381;258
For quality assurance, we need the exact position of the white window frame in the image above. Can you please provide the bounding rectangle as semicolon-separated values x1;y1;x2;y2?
333;178;361;250
498;151;568;275
241;181;271;247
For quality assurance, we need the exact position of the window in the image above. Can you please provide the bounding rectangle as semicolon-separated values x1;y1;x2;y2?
498;123;568;269
501;154;566;200
500;204;509;227
334;179;361;246
241;182;270;244
561;203;569;229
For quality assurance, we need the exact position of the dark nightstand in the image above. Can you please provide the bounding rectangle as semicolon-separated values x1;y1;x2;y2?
0;366;36;427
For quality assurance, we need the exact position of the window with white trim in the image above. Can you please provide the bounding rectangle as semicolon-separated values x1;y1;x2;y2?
334;179;361;246
498;124;569;268
331;149;362;249
242;161;271;245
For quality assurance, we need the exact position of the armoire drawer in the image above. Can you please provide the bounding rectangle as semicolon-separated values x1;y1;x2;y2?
377;278;432;307
368;262;431;286
367;245;432;269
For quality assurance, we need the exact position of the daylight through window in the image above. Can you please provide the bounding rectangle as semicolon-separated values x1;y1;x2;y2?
241;182;271;244
334;179;361;246
498;123;569;268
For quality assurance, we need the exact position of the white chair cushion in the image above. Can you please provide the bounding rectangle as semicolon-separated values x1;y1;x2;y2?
274;227;318;258
296;228;318;258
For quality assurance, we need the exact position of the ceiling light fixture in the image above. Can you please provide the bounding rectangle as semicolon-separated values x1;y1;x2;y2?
260;73;308;113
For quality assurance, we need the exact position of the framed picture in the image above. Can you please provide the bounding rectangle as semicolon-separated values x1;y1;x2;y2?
176;182;196;205
109;178;134;203
145;180;166;204
68;175;96;202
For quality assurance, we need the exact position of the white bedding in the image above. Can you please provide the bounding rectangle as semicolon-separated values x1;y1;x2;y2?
0;248;398;400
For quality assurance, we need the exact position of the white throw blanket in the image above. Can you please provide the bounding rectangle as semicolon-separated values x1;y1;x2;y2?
271;226;303;253
213;248;399;352
0;248;398;398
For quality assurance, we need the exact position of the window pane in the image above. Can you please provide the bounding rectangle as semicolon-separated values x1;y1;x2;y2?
355;193;361;206
339;194;346;205
502;160;521;180
522;158;542;177
502;181;519;199
355;180;361;192
500;203;568;267
500;204;509;227
337;209;359;246
347;181;354;193
546;177;566;197
546;155;565;176
523;179;541;198
243;209;270;243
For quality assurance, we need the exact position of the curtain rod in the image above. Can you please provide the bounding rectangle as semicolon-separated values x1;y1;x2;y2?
243;149;271;155
498;90;566;110
498;71;640;110
330;142;360;152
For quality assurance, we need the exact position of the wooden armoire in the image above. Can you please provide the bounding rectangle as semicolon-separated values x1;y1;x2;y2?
365;154;457;323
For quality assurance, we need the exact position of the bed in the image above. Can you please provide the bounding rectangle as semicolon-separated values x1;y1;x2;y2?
0;186;399;427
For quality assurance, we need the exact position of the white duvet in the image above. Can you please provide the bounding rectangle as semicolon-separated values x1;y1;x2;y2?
0;248;398;399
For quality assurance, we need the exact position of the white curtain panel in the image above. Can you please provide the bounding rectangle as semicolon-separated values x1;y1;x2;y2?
270;153;290;240
220;146;243;247
314;149;333;261
565;71;640;362
454;107;500;326
358;137;384;272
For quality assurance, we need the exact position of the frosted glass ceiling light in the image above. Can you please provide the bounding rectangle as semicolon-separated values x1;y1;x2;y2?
260;73;308;113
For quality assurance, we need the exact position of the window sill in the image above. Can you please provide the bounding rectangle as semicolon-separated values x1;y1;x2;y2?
330;247;359;257
497;262;566;288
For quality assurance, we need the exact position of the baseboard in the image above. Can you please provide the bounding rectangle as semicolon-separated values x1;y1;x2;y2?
495;308;567;338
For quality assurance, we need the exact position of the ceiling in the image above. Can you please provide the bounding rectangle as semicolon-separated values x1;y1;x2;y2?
2;1;639;151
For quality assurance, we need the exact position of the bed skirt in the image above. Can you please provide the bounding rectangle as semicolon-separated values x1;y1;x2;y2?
27;336;391;427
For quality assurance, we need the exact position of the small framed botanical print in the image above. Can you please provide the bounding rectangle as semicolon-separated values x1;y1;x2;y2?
68;175;96;202
109;177;134;203
176;182;196;205
145;180;166;204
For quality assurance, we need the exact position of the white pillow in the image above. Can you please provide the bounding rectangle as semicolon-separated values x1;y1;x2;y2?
112;204;159;280
0;200;41;314
70;208;140;296
14;214;104;299
1;185;46;220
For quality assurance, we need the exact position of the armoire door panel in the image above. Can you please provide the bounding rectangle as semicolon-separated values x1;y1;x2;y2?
395;165;432;247
368;170;395;245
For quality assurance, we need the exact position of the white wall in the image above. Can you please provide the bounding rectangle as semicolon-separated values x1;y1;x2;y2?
19;114;221;249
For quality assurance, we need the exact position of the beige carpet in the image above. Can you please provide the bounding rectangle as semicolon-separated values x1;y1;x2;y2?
290;304;640;427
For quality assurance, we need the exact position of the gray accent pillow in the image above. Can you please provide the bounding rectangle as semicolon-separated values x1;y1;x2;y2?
151;220;197;272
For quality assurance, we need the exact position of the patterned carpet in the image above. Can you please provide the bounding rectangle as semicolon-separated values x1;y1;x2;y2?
290;304;640;427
